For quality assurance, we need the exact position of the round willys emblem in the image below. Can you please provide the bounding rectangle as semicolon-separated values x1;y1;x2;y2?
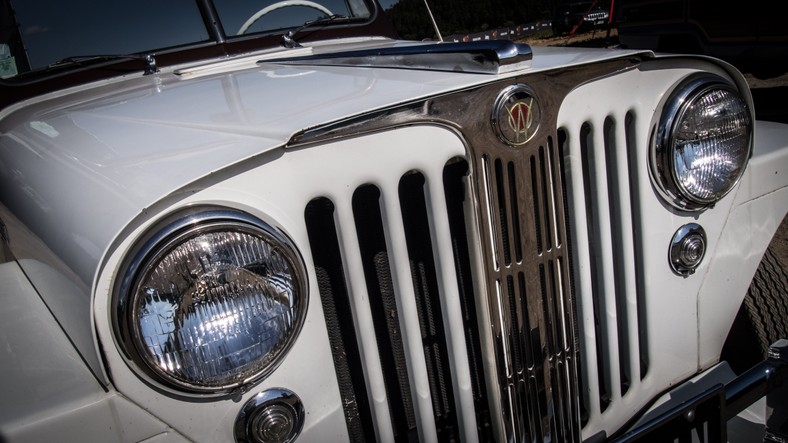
492;85;541;146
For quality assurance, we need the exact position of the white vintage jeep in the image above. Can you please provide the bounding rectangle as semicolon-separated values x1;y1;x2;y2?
0;0;786;442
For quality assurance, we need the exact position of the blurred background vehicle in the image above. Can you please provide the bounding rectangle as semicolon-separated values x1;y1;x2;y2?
616;0;788;79
551;1;610;36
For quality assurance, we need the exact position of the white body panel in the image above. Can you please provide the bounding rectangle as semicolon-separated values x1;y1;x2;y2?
0;260;180;442
699;121;788;366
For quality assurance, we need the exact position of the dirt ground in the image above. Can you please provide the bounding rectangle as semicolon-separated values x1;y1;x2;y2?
525;27;620;47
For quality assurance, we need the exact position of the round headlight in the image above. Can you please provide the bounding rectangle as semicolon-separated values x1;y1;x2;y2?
114;208;307;394
651;75;752;211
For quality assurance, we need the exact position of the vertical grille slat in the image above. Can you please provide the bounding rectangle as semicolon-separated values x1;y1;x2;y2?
428;161;495;442
481;155;501;272
625;113;650;381
539;147;555;252
502;274;528;440
494;159;513;267
508;162;524;264
516;271;540;441
530;156;544;255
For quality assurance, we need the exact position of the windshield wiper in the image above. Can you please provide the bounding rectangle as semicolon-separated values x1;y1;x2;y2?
281;15;353;48
49;53;159;75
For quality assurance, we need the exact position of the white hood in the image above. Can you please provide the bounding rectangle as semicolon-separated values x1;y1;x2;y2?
0;44;647;285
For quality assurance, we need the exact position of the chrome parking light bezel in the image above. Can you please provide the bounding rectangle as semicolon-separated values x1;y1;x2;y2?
234;388;305;443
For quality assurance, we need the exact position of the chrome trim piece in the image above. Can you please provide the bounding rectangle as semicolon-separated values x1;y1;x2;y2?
112;207;308;396
142;54;158;76
234;388;305;443
669;223;706;276
491;84;542;146
650;74;753;212
263;40;532;74
473;112;582;443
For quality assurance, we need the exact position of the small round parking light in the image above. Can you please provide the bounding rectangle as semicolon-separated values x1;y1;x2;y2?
669;223;707;276
235;389;304;443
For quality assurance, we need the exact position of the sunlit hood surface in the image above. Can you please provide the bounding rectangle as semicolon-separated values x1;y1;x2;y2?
0;44;650;286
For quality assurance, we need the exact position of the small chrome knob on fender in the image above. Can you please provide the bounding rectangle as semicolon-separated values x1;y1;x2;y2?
235;389;304;443
669;223;707;276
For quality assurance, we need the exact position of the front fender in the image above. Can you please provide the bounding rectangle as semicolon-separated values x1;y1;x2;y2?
698;120;788;368
0;201;105;384
0;260;181;442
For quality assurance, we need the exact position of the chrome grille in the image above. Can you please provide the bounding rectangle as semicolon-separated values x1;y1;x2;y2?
474;137;582;442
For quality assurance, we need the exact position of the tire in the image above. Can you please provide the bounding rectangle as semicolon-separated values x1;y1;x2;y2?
743;245;788;356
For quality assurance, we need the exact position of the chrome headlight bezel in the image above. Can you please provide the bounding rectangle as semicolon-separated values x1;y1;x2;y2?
651;74;753;212
112;207;307;396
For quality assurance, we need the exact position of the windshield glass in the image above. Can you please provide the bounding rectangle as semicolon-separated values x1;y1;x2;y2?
8;0;209;72
214;0;371;36
1;0;372;78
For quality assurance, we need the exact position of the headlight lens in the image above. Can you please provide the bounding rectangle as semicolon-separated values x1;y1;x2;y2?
115;209;306;394
652;75;752;211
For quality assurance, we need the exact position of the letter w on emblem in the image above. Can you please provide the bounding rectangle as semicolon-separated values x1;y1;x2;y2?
507;98;533;143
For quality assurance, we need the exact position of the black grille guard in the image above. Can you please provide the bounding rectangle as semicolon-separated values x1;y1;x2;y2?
611;339;788;442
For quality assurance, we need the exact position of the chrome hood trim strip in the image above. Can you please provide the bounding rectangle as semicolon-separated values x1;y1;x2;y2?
262;40;533;74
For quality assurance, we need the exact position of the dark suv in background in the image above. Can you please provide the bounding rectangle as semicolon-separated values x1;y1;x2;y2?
552;1;610;35
616;0;788;78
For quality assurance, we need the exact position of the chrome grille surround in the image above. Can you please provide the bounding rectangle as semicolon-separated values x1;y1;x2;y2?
290;55;702;441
